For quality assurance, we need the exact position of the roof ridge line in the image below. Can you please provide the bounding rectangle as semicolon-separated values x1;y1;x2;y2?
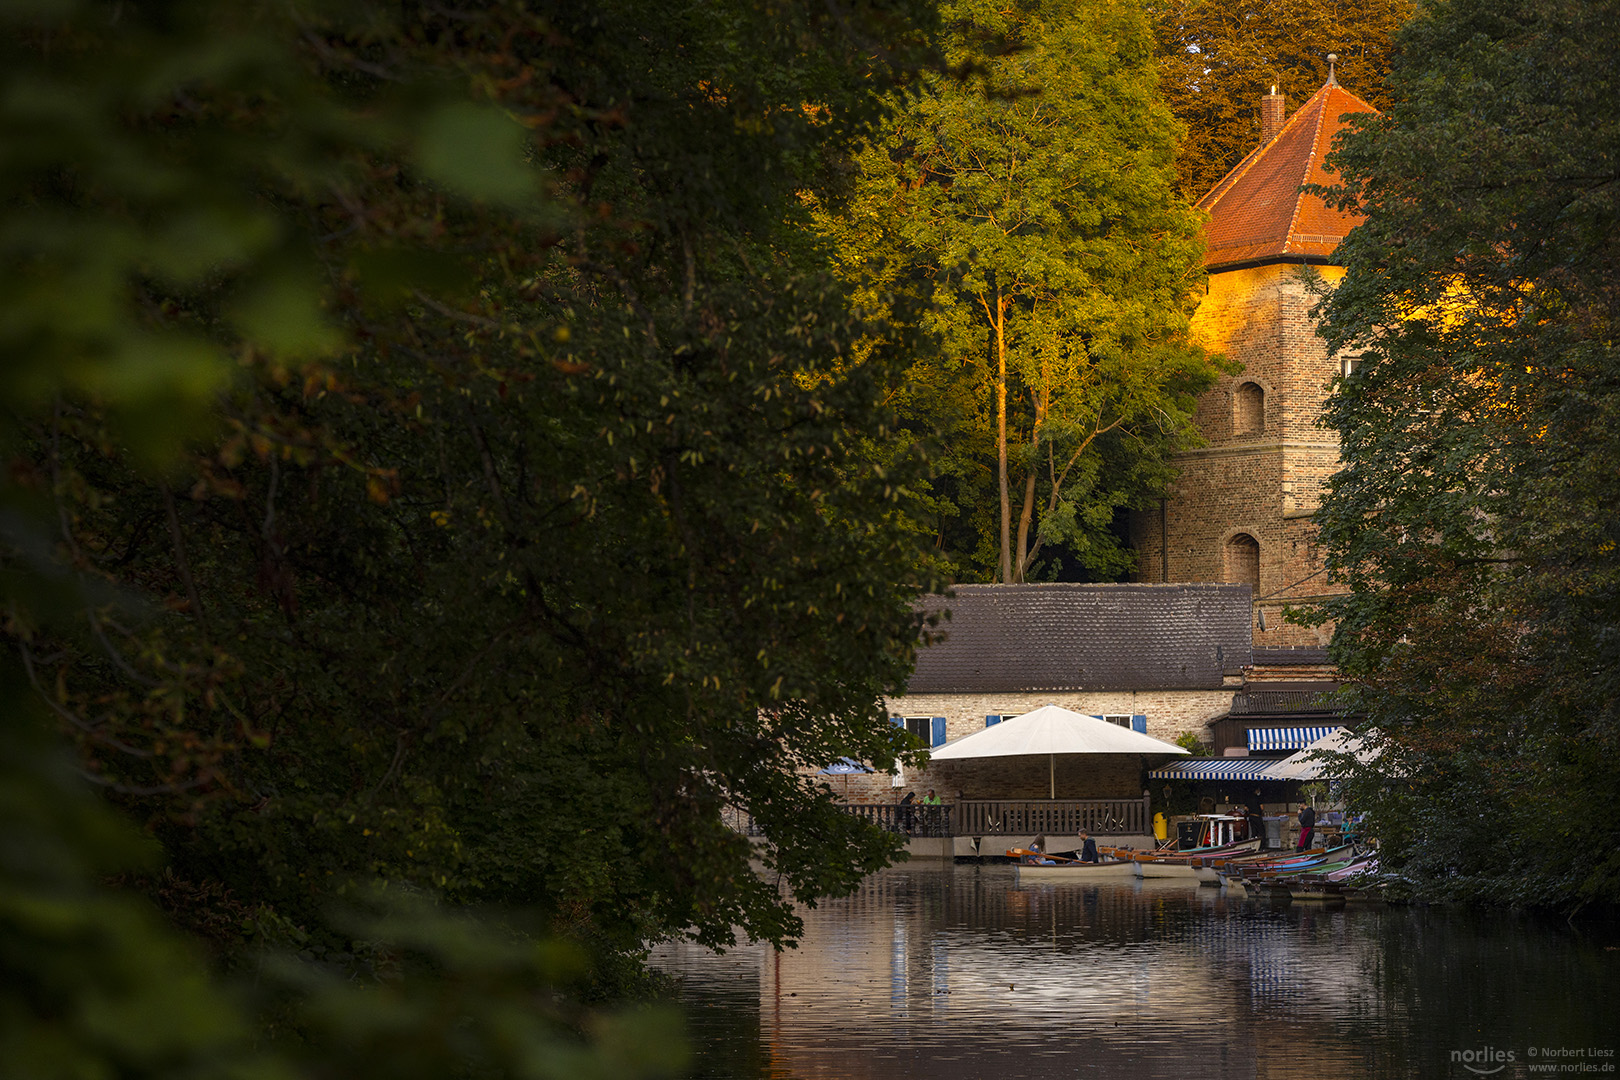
1283;87;1332;254
1199;81;1332;217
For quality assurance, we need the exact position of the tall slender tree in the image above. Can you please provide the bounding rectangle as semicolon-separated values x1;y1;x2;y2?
820;0;1224;583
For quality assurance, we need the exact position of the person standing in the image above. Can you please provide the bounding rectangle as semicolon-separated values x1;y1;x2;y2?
920;788;941;834
1296;802;1317;851
1246;790;1265;848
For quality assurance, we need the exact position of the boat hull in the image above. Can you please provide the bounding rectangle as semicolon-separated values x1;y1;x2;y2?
1132;838;1263;881
1136;861;1199;879
1016;860;1136;881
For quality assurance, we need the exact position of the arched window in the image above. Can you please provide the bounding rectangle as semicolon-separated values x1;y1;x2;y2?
1224;533;1260;588
1234;382;1264;435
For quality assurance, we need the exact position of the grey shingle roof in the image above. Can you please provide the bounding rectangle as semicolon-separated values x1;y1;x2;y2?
908;583;1253;693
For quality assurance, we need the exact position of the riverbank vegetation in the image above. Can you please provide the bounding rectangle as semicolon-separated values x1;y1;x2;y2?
3;0;946;1073
1313;0;1620;912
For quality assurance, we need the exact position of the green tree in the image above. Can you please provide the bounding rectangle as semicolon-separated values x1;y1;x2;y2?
1312;0;1620;909
16;0;944;946
820;0;1223;583
2;0;946;1072
1150;0;1413;199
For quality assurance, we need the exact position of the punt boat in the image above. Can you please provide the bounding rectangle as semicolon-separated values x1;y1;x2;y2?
1107;838;1264;879
1005;847;1138;880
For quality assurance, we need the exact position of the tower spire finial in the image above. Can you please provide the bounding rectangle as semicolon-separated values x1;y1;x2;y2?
1326;53;1339;86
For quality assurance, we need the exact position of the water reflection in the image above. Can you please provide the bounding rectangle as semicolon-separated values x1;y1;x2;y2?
654;865;1620;1080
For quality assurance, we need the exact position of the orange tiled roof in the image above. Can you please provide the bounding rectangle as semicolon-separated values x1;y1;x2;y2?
1198;80;1378;271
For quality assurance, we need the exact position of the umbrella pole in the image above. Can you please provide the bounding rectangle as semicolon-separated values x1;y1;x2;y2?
1049;753;1055;800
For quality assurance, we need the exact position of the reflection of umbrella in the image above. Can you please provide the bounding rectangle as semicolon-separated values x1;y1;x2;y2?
926;705;1188;798
818;757;871;797
1261;728;1382;780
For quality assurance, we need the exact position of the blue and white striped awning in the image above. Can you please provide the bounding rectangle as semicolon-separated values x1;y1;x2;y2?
1149;758;1284;782
1246;725;1343;752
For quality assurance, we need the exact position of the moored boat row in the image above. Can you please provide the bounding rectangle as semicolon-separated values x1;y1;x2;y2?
1006;838;1381;900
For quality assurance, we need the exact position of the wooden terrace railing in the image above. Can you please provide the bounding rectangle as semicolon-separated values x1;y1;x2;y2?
951;798;1151;837
723;797;1151;839
837;802;953;838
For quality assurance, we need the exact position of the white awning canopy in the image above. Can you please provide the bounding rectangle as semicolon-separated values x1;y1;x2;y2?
929;705;1191;760
928;705;1188;798
1260;727;1383;780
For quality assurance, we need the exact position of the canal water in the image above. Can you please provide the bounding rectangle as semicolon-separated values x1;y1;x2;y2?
652;863;1620;1080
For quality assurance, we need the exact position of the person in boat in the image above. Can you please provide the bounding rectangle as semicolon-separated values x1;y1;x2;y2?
1078;830;1099;863
1017;835;1051;864
1296;802;1317;851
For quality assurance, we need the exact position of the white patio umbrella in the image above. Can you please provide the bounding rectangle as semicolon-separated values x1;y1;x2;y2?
1261;727;1383;781
926;704;1189;798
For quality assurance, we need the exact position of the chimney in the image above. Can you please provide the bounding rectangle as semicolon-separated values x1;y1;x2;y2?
1261;86;1285;146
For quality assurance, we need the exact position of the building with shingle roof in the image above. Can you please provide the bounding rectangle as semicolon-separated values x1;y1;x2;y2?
907;583;1252;694
834;584;1254;807
1198;78;1375;271
1131;67;1376;651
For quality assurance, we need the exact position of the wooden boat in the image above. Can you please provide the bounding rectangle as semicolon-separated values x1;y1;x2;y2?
1192;848;1292;886
1124;838;1263;879
1101;838;1260;864
1015;858;1137;881
1220;846;1350;895
1005;847;1137;879
1207;847;1328;891
1239;848;1361;896
1285;856;1379;901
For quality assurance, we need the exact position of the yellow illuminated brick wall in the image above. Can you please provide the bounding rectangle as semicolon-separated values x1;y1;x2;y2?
1131;263;1345;647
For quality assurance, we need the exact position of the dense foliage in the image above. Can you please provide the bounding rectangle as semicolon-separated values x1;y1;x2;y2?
1312;0;1620;910
819;0;1225;583
3;0;947;1074
1150;0;1413;199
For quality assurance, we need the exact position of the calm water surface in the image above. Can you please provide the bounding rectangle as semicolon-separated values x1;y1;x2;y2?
651;864;1619;1080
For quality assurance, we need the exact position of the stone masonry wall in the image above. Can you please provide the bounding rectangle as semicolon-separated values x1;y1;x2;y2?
1130;263;1344;647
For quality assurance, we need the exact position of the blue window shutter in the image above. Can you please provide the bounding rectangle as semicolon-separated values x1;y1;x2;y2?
892;716;904;728
1131;714;1147;734
931;717;947;747
986;714;1002;727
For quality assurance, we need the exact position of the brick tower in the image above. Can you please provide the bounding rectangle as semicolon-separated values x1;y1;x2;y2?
1132;72;1377;647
